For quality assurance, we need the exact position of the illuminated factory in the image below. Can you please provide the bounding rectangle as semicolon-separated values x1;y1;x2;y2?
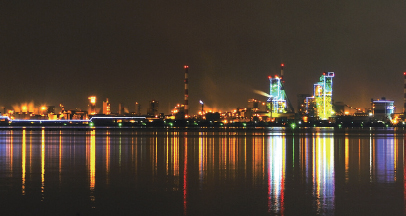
372;98;395;121
305;72;335;120
88;96;96;115
266;64;294;118
103;98;111;115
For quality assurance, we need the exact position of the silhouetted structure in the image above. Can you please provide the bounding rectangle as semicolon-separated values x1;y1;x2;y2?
147;100;159;116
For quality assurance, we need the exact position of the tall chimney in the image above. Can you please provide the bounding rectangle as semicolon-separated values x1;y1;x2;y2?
281;63;284;78
184;65;189;118
404;72;406;113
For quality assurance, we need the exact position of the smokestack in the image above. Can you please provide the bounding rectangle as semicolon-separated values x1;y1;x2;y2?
184;65;189;118
281;63;284;78
404;72;406;113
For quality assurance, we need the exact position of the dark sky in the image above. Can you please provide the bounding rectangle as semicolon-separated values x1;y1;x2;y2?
1;1;406;114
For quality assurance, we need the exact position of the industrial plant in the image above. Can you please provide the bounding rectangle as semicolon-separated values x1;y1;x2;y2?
0;65;405;127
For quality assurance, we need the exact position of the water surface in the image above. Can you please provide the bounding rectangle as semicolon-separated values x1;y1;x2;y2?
0;127;404;215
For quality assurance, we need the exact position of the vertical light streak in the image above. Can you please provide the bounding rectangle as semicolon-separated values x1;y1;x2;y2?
106;131;110;185
155;135;158;175
183;133;188;216
345;136;349;183
224;134;227;175
404;135;406;215
173;132;179;179
230;135;236;181
199;132;204;189
375;138;395;183
166;132;169;176
370;135;372;183
262;135;265;179
313;134;335;215
8;131;13;175
244;134;247;179
358;139;361;180
292;136;295;168
394;138;398;182
220;134;227;173
267;134;286;214
22;130;26;195
30;133;32;174
119;133;122;168
299;137;303;180
253;136;265;183
312;135;316;199
41;129;45;201
59;130;62;184
133;132;138;177
89;130;96;206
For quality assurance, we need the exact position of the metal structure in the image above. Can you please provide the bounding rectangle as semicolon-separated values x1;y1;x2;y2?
314;72;334;120
267;64;290;115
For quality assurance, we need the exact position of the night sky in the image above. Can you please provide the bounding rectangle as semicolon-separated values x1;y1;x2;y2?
1;1;406;114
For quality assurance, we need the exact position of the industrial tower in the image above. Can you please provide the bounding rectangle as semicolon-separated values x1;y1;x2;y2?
184;65;189;118
267;64;293;116
313;72;335;120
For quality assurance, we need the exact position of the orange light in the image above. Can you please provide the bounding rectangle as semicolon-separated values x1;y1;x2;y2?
88;96;96;104
303;116;308;123
281;63;284;67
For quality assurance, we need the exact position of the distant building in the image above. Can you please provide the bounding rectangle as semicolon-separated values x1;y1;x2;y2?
47;106;55;114
372;98;395;121
135;102;141;116
103;98;111;115
305;96;316;117
88;96;96;115
147;100;159;116
248;98;259;110
297;94;311;116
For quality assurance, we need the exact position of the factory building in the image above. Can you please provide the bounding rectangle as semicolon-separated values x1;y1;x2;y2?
102;98;111;115
248;99;266;112
147;100;159;117
267;64;294;118
304;72;334;120
88;96;96;115
372;98;395;121
297;94;311;116
135;102;141;116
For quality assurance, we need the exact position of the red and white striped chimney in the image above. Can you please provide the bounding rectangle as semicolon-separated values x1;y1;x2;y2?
184;65;189;118
404;72;406;113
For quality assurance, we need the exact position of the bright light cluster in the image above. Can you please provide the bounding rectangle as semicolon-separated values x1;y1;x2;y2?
314;72;334;120
267;76;288;114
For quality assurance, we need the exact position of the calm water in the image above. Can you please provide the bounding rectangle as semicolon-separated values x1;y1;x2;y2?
0;127;405;215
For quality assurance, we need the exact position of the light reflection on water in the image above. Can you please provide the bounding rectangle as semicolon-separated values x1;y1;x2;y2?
0;128;404;215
